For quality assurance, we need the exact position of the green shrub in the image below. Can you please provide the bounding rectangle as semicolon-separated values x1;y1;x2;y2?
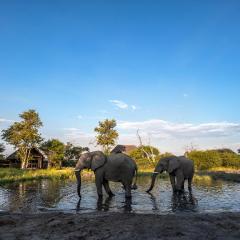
187;150;222;170
187;149;240;170
221;152;240;168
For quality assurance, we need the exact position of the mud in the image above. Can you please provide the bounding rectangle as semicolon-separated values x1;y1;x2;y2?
0;211;240;240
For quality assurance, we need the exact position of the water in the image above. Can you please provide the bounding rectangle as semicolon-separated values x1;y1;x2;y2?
0;176;240;214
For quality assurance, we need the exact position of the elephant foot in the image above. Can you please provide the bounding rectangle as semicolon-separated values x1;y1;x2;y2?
125;194;132;199
131;184;138;190
108;192;115;197
146;188;152;193
98;194;103;199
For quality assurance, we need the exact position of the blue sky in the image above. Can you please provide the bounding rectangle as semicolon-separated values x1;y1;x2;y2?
0;0;240;154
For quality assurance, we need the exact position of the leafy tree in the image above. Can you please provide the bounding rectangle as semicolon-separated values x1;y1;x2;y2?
64;142;89;161
0;143;5;160
94;119;119;154
129;145;160;168
41;139;65;168
186;150;222;170
1;110;43;169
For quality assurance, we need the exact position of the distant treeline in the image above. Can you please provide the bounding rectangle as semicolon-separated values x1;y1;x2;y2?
186;149;240;170
128;147;240;171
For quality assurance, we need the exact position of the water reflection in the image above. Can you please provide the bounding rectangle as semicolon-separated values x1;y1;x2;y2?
0;176;240;214
171;192;198;212
147;192;159;211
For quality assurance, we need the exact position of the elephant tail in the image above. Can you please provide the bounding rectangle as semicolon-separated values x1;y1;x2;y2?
131;167;138;190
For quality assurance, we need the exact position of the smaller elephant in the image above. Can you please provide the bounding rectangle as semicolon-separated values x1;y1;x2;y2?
146;156;194;193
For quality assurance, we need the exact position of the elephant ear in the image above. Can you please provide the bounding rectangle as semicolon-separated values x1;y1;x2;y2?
91;152;106;171
167;157;180;173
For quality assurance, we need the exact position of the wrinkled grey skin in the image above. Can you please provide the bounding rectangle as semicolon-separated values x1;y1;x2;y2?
146;156;194;193
75;151;138;199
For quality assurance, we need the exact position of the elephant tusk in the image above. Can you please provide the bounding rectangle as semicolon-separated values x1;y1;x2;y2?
152;172;159;174
74;169;81;172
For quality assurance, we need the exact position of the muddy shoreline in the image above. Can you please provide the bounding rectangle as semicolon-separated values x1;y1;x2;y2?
0;211;240;239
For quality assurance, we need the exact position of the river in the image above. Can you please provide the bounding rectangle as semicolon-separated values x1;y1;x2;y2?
0;176;240;214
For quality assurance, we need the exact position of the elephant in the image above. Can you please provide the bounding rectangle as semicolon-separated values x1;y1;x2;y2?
75;151;138;199
146;156;194;193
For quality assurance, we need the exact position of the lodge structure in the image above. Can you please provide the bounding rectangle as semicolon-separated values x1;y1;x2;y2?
0;148;49;169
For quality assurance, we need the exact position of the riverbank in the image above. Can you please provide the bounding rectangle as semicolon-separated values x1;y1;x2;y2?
0;167;240;185
0;211;239;239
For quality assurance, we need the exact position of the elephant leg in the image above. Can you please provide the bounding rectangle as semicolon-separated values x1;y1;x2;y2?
95;172;103;198
169;174;176;192
125;184;132;198
175;171;184;193
103;179;115;197
181;179;185;191
188;177;193;193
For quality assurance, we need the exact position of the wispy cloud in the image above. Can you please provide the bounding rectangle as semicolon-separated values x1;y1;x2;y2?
0;118;14;123
109;100;128;109
183;93;188;98
131;105;137;110
109;100;138;111
118;119;240;138
77;115;83;119
62;128;95;146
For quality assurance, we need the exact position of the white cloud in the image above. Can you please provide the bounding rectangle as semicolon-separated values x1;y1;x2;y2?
98;110;108;114
77;115;83;119
183;93;188;98
109;100;139;111
118;119;240;138
60;119;240;155
0;118;13;123
109;100;128;109
131;105;137;110
62;128;96;148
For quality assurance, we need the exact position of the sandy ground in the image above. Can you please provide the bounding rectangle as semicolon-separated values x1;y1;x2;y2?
0;212;240;240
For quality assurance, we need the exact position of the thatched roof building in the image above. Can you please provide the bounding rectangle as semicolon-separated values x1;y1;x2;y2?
2;148;49;169
111;145;137;155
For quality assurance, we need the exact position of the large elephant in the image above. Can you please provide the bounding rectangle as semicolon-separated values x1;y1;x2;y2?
146;156;194;193
75;151;137;198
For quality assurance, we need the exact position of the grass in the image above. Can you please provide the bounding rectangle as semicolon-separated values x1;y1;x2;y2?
207;167;240;173
0;168;76;184
1;166;239;185
0;167;97;185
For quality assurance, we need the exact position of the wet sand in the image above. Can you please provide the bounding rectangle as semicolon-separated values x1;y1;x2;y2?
0;211;240;239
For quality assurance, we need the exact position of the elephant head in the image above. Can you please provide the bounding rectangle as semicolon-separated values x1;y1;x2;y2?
75;151;106;197
146;156;180;192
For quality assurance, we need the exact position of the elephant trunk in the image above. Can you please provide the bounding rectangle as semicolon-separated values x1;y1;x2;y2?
146;172;159;193
75;169;82;198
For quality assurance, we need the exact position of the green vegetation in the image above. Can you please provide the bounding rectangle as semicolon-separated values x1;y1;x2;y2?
0;143;5;160
0;168;75;184
94;119;119;154
41;139;65;168
129;146;173;171
64;142;89;161
1;110;43;169
129;145;160;167
186;149;240;170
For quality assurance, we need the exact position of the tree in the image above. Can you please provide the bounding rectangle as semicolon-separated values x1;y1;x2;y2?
94;119;119;154
0;143;5;160
129;145;160;167
1;110;43;169
41;139;65;168
136;129;159;165
64;142;89;161
238;149;240;154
